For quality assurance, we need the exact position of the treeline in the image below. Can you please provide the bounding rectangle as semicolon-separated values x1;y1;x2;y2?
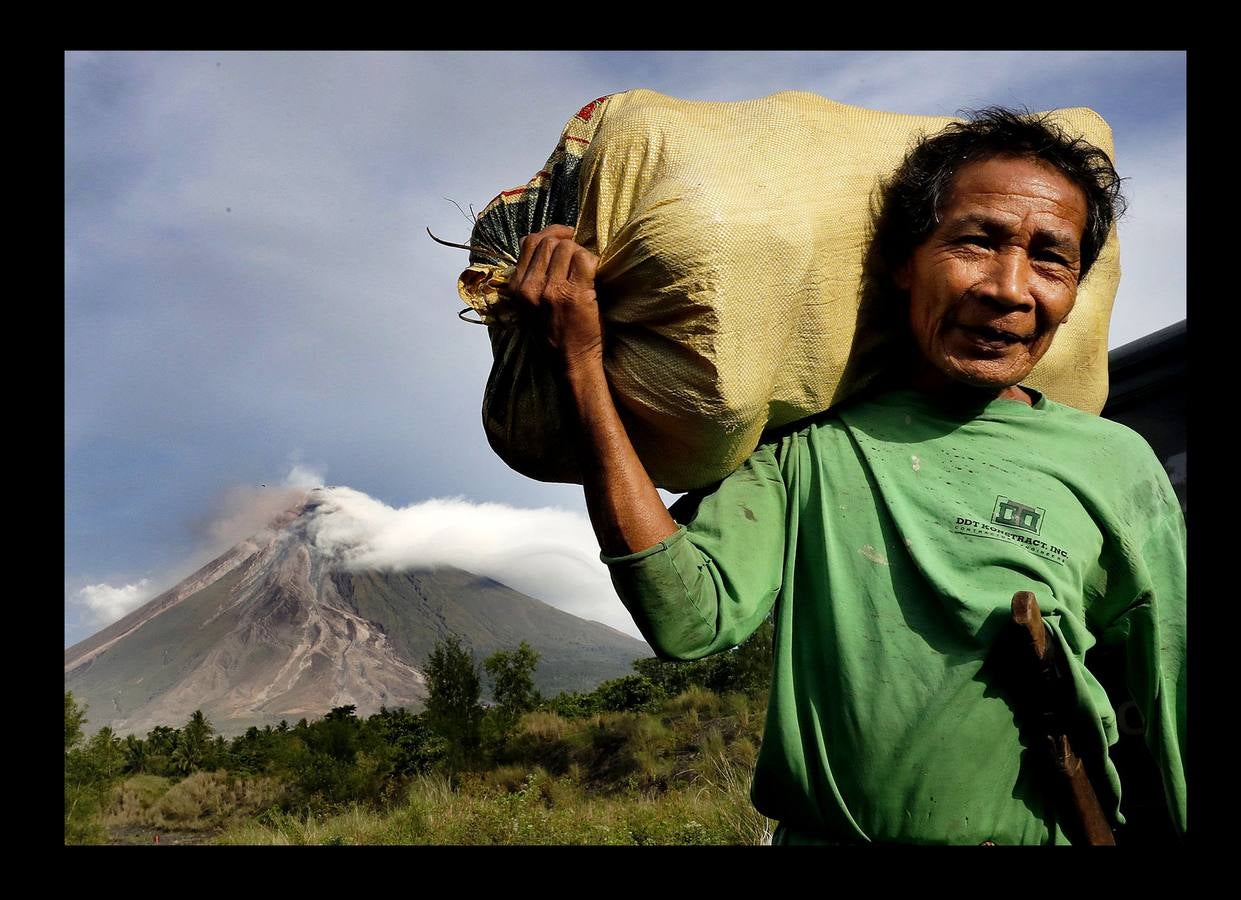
64;621;773;843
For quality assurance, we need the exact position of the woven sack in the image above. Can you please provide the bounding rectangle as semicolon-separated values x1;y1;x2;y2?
458;90;1120;492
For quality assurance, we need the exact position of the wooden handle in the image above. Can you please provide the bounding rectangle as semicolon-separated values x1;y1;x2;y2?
1009;591;1116;846
1011;590;1048;661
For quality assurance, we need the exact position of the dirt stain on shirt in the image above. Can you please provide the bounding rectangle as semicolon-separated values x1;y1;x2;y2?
860;544;889;566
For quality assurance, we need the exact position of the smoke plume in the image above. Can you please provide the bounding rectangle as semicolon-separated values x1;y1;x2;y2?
303;486;635;637
69;464;641;641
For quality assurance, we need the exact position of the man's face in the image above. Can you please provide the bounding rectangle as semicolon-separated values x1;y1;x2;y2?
896;155;1089;390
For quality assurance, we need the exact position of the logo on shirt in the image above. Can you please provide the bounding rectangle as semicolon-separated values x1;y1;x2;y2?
992;496;1045;534
950;495;1069;565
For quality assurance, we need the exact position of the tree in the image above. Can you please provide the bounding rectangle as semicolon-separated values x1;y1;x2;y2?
721;617;774;698
424;635;483;770
171;709;216;775
65;692;87;751
183;709;215;747
370;707;446;776
484;642;541;733
630;615;774;699
145;725;179;776
547;690;600;719
146;725;178;756
87;727;125;781
123;734;148;774
594;674;665;713
65;720;124;842
316;705;362;764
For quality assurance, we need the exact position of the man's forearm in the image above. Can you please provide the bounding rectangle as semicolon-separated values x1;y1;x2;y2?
502;224;675;558
563;358;679;557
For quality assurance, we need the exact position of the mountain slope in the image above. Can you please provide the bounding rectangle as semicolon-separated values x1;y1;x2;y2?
65;494;650;736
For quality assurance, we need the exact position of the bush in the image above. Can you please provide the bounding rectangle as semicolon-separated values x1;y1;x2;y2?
140;771;286;830
593;675;666;714
502;711;574;775
582;713;672;789
546;690;599;719
480;764;533;794
103;775;173;828
667;685;723;718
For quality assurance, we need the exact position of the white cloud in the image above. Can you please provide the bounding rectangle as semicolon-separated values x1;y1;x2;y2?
304;486;636;637
78;579;153;626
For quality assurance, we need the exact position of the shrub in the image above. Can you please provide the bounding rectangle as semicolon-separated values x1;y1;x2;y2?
546;690;599;719
504;711;574;775
144;771;285;830
481;764;533;794
581;713;672;789
667;685;723;719
593;675;666;714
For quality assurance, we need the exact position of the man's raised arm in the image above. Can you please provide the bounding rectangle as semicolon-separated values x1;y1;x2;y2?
505;226;785;661
507;224;678;557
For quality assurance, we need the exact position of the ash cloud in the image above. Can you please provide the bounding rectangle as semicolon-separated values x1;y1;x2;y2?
192;463;326;557
68;465;638;642
304;486;635;637
67;465;325;638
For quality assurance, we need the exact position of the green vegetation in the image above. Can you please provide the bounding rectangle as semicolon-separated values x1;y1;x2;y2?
64;623;776;845
424;636;484;771
483;641;541;748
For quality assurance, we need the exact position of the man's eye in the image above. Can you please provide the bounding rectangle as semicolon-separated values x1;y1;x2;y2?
957;235;989;247
1035;252;1070;266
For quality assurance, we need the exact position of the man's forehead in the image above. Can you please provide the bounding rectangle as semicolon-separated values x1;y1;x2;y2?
938;157;1088;236
941;210;1082;250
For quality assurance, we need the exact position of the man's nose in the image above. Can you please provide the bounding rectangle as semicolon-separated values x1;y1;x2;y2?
980;249;1033;309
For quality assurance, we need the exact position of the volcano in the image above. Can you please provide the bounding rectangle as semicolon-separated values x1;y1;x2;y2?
64;491;650;736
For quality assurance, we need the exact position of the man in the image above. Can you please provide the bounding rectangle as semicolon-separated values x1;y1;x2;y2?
505;109;1186;845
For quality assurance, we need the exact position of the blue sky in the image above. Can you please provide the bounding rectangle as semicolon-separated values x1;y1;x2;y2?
64;51;1186;646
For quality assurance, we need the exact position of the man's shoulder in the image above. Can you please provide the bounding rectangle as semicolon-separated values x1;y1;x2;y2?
1039;395;1159;460
759;405;851;447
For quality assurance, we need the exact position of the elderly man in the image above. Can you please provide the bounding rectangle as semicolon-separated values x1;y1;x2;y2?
507;109;1186;845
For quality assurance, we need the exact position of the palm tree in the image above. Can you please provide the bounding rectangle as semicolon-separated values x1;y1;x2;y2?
183;710;215;748
169;741;199;776
170;710;216;775
123;734;147;774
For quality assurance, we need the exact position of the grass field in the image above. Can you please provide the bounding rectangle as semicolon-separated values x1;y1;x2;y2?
87;688;774;846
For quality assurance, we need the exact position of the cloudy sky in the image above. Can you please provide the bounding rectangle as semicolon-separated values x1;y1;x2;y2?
64;51;1186;647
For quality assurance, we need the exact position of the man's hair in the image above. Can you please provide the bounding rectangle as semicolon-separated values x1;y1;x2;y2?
873;107;1126;283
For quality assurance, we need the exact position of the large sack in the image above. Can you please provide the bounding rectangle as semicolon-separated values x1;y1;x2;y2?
459;90;1120;492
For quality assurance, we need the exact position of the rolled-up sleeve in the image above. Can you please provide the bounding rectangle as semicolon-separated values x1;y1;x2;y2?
601;441;788;660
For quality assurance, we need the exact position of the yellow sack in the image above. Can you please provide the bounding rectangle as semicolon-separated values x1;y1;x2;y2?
460;90;1120;492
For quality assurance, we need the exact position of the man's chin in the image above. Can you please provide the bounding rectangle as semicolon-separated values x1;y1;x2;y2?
943;358;1032;391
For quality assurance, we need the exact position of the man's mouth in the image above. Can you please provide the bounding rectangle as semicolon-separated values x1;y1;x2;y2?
957;324;1030;345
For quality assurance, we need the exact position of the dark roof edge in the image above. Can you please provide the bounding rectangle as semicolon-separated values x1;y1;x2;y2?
1107;319;1187;374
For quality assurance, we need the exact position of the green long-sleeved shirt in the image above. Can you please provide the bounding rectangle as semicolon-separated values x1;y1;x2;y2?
602;388;1186;844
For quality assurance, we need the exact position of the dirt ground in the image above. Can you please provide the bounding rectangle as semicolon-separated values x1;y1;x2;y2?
108;824;225;845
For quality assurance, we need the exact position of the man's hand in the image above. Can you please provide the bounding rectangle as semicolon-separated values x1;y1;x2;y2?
507;224;604;376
